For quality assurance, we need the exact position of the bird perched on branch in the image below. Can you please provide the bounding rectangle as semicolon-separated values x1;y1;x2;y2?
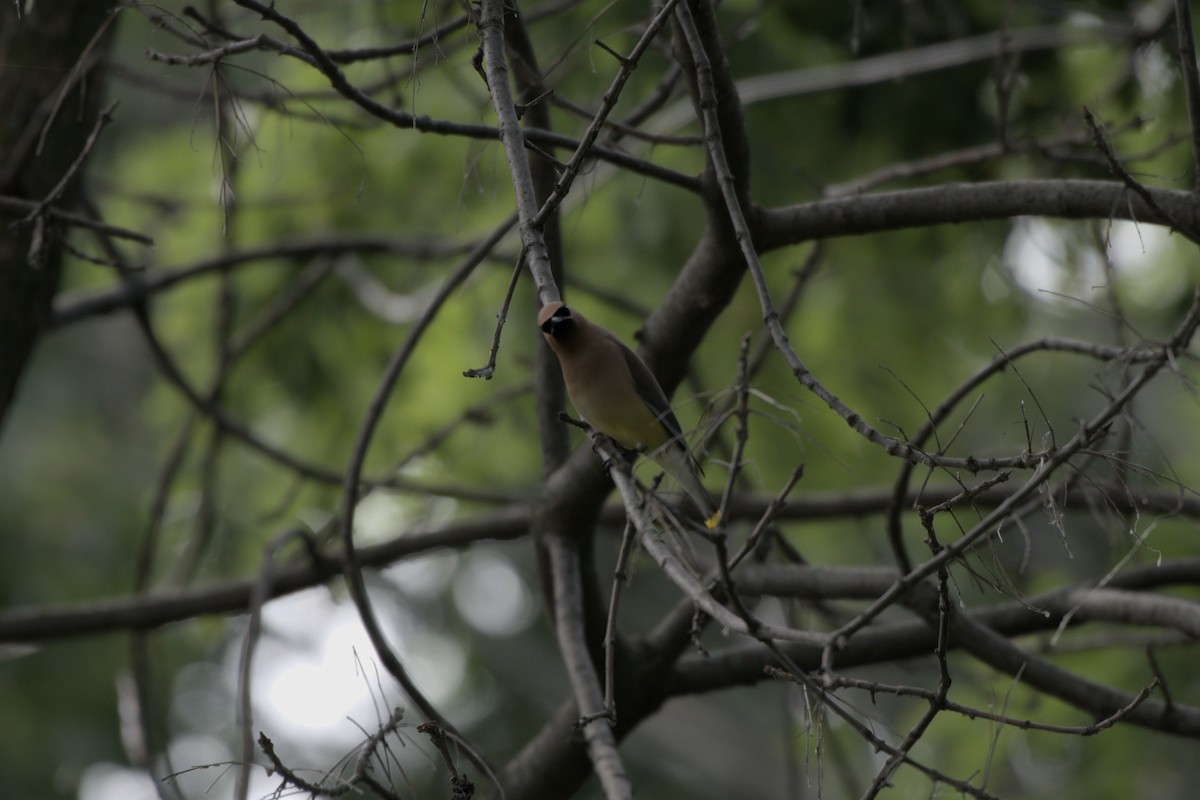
538;301;721;529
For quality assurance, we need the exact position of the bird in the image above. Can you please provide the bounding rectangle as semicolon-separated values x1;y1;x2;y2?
538;301;721;529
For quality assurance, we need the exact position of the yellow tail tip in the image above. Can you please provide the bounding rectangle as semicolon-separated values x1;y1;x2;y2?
704;510;722;529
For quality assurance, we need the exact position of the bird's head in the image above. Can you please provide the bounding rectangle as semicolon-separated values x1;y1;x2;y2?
538;302;576;341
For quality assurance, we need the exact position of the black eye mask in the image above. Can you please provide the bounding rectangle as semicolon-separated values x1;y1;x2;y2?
542;306;573;335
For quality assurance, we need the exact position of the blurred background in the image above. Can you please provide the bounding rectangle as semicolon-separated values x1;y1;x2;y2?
1;1;1199;798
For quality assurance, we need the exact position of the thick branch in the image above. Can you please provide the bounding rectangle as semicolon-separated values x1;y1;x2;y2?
0;505;529;643
756;180;1200;248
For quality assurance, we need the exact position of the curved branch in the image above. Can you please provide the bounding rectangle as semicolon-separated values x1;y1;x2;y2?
51;234;483;327
333;215;509;749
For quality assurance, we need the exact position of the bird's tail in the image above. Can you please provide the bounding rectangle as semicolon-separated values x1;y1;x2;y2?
652;444;722;529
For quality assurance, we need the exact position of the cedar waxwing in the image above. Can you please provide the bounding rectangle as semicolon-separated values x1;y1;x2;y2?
538;302;721;529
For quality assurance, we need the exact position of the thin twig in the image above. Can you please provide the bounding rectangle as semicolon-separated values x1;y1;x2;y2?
530;0;684;229
600;522;639;724
674;0;940;475
418;721;478;799
860;530;957;798
760;647;998;799
19;101;120;266
235;527;312;800
226;0;699;193
1083;105;1199;242
334;221;512;779
884;332;1162;572
599;433;826;647
463;245;526;379
52;233;479;327
717;333;753;521
726;464;805;571
810;670;1160;736
146;37;268;66
21;101;118;225
825;292;1200;668
1173;0;1200;189
32;11;119;160
256;708;407;798
0;195;152;245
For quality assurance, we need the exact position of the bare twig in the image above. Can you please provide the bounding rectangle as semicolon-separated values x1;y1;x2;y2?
146;37;267;67
804;672;1159;736
716;333;753;521
1083;105;1200;242
885;333;1159;572
31;11;119;160
256;708;407;799
599;433;826;647
225;0;698;193
529;0;684;229
1173;0;1200;189
677;0;1019;478
600;522;639;724
0;195;152;245
52;234;479;327
464;243;525;379
760;647;998;799
859;528;956;798
418;721;478;799
18;101;120;266
334;218;506;773
235;527;313;800
826;291;1200;667
20;101;118;225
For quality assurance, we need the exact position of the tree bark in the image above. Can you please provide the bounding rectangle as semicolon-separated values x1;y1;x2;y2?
0;3;115;430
